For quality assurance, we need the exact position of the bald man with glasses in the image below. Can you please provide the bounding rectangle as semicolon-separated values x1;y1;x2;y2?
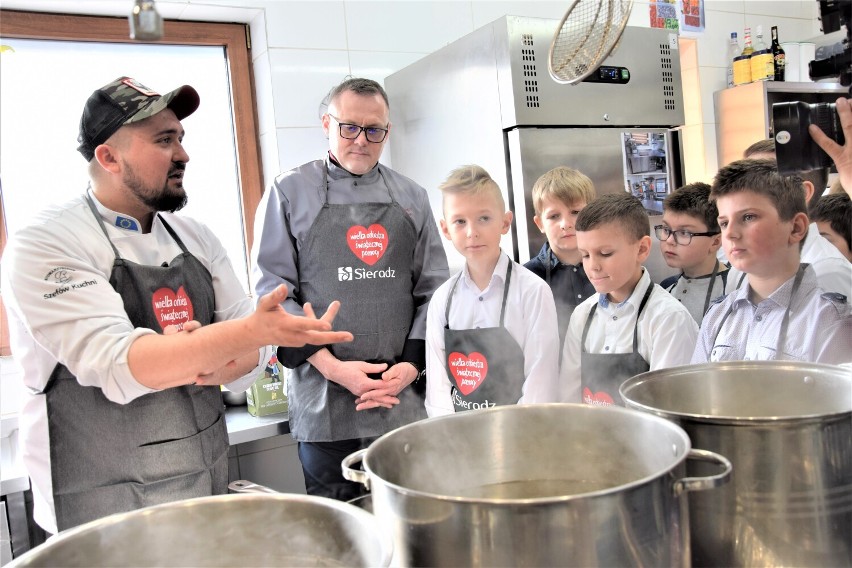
250;77;449;501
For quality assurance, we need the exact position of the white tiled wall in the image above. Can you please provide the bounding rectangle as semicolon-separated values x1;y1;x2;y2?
3;0;824;186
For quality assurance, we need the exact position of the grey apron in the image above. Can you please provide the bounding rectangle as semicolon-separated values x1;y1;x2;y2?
580;284;654;407
710;263;808;359
444;261;526;412
44;196;227;532
290;162;425;441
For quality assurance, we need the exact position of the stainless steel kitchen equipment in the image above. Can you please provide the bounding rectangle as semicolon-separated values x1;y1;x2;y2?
342;403;731;567
8;490;393;567
620;361;852;567
385;16;684;280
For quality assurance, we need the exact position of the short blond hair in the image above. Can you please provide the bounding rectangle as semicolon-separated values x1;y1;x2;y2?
439;165;505;212
531;167;596;214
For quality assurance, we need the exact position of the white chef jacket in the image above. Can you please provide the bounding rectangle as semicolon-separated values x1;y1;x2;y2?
560;269;699;402
1;190;270;534
725;224;852;297
425;254;561;416
692;265;851;365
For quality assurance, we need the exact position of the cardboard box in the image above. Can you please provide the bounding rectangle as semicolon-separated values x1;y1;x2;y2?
246;356;288;417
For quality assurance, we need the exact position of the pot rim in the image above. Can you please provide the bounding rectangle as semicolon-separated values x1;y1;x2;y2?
11;494;392;567
362;403;693;504
620;362;852;424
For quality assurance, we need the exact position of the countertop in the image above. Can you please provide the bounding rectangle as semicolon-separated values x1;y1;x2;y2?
225;405;290;445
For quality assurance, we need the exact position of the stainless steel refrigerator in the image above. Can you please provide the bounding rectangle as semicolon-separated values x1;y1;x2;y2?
385;16;685;281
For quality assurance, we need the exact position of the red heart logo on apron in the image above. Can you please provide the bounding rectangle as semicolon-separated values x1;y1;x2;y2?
151;286;194;331
448;351;488;396
583;387;614;406
347;224;388;266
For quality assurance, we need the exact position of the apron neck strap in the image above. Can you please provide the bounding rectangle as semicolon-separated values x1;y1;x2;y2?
711;263;808;355
582;278;654;353
701;259;721;317
446;258;513;328
323;161;396;206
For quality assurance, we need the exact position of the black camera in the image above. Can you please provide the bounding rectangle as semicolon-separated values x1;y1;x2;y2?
772;101;845;174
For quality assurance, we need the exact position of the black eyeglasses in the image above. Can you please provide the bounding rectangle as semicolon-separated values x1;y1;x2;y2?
328;114;388;143
654;225;720;245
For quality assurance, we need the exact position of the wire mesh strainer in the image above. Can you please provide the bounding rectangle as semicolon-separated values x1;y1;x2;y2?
548;0;634;84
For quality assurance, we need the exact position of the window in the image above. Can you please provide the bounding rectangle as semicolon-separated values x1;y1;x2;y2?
0;10;263;288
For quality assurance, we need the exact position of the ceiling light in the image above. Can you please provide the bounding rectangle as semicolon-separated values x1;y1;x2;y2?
129;0;163;41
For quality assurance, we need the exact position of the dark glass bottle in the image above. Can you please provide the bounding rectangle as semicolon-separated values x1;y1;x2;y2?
771;26;786;81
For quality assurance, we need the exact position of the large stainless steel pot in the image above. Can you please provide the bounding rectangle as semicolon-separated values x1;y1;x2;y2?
342;403;731;567
9;486;392;567
620;361;852;567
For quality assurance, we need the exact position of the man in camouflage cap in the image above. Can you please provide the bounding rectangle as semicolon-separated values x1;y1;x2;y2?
1;77;352;534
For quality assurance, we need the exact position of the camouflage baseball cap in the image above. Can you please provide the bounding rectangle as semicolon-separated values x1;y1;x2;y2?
77;77;200;161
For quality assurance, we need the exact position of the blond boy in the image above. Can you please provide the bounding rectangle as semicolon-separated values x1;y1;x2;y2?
657;182;728;325
560;193;697;406
692;159;851;364
425;165;560;415
524;167;597;345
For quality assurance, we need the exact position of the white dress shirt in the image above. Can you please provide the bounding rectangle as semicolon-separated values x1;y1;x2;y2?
425;253;560;416
692;265;851;365
561;269;699;402
725;224;852;297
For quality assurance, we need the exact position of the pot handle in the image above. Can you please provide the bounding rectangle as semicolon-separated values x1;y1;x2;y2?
228;480;280;494
341;448;370;490
673;448;733;496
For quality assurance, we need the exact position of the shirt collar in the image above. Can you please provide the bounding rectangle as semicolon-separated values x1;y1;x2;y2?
461;252;509;293
733;265;814;309
86;188;144;234
326;152;381;183
597;267;651;310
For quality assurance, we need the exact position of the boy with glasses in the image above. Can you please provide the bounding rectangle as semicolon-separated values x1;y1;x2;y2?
657;182;729;325
250;77;449;501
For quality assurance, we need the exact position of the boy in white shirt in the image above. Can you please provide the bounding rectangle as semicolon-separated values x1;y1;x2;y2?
425;165;560;416
657;182;729;325
561;193;698;406
692;159;851;365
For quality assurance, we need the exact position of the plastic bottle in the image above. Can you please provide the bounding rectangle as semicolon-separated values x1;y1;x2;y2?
733;27;754;85
750;25;774;81
771;26;786;81
726;32;741;88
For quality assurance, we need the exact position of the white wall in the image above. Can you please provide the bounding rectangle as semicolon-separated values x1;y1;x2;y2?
3;0;823;187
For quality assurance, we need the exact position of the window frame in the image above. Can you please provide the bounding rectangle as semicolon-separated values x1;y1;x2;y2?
0;9;264;252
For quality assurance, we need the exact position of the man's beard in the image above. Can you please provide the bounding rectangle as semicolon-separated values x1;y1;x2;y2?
123;161;188;213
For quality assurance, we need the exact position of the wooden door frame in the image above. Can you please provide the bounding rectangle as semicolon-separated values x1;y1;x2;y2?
0;9;264;252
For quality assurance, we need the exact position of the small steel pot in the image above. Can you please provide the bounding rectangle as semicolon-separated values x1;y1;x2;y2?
342;403;731;567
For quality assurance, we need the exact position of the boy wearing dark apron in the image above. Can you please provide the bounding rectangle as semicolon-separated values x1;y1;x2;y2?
560;194;698;407
424;166;561;415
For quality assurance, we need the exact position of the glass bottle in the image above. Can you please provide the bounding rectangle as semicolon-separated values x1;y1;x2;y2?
750;25;773;81
726;32;741;88
733;28;753;85
771;26;786;81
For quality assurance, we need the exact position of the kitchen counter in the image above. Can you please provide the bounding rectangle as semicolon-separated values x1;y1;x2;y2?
225;405;290;446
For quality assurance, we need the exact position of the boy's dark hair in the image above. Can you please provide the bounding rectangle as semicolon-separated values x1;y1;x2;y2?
327;77;389;110
810;192;852;251
742;138;827;211
711;159;806;221
576;193;649;241
663;182;719;231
